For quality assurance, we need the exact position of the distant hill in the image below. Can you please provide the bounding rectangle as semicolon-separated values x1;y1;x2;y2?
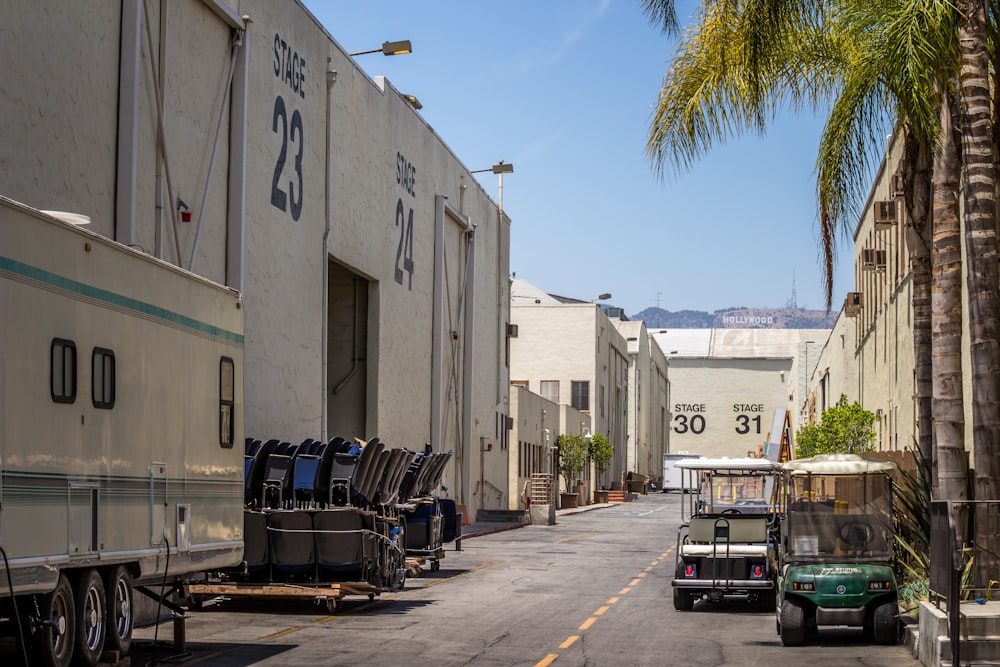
630;306;837;330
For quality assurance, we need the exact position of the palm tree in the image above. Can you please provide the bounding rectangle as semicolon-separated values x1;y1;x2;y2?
641;0;977;504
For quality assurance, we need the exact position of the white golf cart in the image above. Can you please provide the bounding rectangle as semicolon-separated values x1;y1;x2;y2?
671;457;782;611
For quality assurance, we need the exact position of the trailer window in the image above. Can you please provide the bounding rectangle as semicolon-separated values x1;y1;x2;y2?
91;348;115;409
51;338;77;403
220;357;235;447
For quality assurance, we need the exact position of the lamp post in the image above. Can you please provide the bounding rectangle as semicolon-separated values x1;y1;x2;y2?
349;40;412;57
591;293;612;303
471;161;513;214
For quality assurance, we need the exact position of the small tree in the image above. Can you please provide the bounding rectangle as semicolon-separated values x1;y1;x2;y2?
556;434;589;491
795;394;877;458
588;433;613;475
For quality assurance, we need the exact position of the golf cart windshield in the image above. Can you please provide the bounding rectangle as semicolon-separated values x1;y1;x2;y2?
677;457;781;518
785;471;893;562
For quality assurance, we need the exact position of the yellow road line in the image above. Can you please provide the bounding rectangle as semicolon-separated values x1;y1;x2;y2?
629;578;641;586
259;625;306;641
535;653;560;667
594;605;610;616
619;587;632;595
579;617;597;630
607;596;620;604
636;572;647;578
554;529;599;544
559;636;580;649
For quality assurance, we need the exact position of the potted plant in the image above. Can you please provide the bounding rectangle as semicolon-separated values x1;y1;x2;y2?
556;434;588;508
588;433;613;492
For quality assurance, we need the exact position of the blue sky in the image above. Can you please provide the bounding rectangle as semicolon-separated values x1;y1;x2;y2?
303;0;859;316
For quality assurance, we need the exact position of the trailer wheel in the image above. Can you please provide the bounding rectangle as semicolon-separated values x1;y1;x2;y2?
73;569;106;667
104;565;133;656
34;573;75;667
873;600;899;645
780;598;807;646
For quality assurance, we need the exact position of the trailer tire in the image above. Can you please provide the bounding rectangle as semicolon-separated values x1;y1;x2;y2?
34;573;76;667
73;569;106;667
104;565;133;657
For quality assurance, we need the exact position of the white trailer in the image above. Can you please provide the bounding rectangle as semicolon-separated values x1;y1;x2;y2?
0;197;244;667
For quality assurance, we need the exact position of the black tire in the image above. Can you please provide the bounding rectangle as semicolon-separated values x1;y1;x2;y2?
103;565;133;657
34;573;76;667
73;569;106;667
780;598;807;646
673;587;694;611
873;600;899;645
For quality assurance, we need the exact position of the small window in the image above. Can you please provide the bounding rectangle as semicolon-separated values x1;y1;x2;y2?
92;348;116;409
540;380;559;403
571;381;590;411
51;338;77;403
219;357;235;448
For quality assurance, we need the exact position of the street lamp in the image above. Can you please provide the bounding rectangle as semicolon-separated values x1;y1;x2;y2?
349;40;412;57
592;293;612;303
471;161;514;213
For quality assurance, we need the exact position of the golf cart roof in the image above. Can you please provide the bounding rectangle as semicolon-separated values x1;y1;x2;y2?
675;457;781;472
783;453;897;475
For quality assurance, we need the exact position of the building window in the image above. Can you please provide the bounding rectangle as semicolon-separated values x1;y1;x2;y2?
220;357;235;448
571;381;590;411
540;380;559;403
51;338;77;403
91;348;115;409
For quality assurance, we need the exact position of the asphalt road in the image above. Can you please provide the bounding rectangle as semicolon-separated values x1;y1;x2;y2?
118;492;921;666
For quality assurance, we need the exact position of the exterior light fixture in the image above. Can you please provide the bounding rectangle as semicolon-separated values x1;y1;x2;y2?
470;161;513;175
470;161;514;213
349;40;412;57
592;293;612;302
402;94;423;110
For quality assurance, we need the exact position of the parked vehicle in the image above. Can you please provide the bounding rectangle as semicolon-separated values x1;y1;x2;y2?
0;198;245;667
661;453;700;492
671;457;781;611
776;454;899;646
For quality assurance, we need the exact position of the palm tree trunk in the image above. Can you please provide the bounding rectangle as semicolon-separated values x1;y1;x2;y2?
956;0;1000;586
931;91;968;503
902;134;932;482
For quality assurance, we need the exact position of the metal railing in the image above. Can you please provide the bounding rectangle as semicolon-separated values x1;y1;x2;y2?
929;500;1000;667
530;473;554;505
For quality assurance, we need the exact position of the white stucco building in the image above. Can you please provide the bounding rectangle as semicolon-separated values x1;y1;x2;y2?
2;0;512;519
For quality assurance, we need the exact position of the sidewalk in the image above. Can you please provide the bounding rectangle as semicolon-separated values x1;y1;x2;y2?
460;501;619;540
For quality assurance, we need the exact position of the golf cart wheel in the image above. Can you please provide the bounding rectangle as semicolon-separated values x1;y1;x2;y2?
873;600;898;645
673;587;694;611
780;598;807;646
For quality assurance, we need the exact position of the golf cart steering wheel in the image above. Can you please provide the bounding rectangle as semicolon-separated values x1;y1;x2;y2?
721;508;742;514
838;521;874;549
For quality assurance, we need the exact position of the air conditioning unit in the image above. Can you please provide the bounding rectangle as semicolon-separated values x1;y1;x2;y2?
891;172;905;199
873;200;897;230
862;248;887;271
844;291;863;316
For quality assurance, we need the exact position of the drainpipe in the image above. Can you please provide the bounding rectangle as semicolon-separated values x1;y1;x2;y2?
321;60;337;441
116;0;141;247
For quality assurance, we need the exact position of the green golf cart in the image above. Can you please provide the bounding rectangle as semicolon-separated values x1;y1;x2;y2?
776;454;899;645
